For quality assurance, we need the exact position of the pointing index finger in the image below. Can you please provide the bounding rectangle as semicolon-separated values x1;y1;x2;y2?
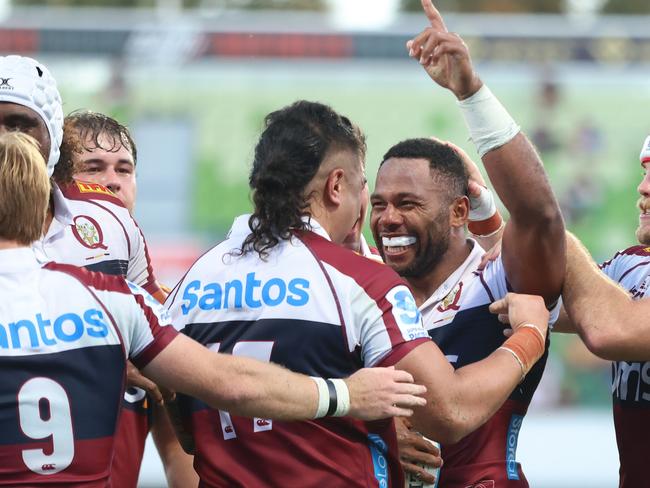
420;0;448;32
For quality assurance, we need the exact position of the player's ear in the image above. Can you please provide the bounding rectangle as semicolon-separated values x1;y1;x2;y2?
449;195;469;228
324;168;345;207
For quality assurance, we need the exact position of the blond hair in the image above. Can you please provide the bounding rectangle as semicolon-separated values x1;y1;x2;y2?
0;132;51;244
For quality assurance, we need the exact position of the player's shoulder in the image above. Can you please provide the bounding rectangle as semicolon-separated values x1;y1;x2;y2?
620;245;650;257
43;261;131;294
601;245;650;267
296;229;403;290
59;180;126;207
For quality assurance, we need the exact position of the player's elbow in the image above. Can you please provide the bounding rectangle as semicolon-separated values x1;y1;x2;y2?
416;406;475;445
580;325;628;361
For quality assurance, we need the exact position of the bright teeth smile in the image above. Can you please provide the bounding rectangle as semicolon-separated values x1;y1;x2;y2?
382;236;416;249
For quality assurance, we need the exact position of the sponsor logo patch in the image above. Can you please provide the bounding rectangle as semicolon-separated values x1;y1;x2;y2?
506;414;523;480
386;286;429;341
75;181;115;196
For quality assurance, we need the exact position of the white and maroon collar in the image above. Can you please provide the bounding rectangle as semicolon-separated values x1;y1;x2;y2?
419;238;485;311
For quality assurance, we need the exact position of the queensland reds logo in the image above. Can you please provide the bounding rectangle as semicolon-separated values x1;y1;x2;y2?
437;282;463;312
71;215;107;250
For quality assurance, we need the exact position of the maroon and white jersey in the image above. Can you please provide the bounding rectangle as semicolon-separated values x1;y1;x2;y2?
33;181;159;295
166;215;431;487
31;180;161;487
420;240;558;488
0;248;177;487
600;245;650;488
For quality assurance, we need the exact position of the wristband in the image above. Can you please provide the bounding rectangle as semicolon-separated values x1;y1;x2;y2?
498;324;546;379
498;346;526;383
469;185;497;221
331;378;351;417
458;84;521;157
310;377;351;418
468;185;503;236
468;213;503;237
311;377;330;419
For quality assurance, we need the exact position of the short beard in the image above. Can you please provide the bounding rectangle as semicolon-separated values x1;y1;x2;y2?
636;226;650;246
400;214;450;279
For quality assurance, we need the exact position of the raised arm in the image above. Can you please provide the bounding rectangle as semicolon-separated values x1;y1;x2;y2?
409;0;564;304
563;232;650;360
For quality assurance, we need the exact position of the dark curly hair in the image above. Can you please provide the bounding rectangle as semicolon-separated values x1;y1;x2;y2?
53;110;136;185
242;100;366;258
381;137;468;203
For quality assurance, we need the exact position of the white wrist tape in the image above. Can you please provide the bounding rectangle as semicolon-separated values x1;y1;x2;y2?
330;379;351;417
458;84;521;158
311;377;330;419
469;185;497;221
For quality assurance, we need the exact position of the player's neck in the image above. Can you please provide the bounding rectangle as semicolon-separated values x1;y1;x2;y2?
0;239;24;250
407;239;473;306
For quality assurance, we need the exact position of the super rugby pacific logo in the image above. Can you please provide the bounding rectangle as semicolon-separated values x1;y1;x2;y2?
71;215;107;250
0;77;12;89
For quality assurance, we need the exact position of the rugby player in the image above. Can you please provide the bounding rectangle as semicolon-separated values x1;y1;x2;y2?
61;111;197;487
369;1;565;485
0;132;427;486
0;55;165;303
165;99;552;487
0;54;180;487
508;135;650;488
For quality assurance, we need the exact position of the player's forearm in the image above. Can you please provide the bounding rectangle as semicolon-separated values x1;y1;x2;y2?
563;233;649;360
413;349;523;444
207;354;320;420
482;134;561;226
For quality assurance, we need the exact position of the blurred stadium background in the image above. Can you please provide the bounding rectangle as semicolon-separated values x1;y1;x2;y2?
3;0;649;486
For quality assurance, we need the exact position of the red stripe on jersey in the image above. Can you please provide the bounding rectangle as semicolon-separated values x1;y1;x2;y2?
110;408;149;488
130;293;178;369
44;262;132;294
59;180;125;207
129;217;159;296
0;436;114;486
297;230;412;350
377;338;430;367
614;402;650;488
618;260;650;283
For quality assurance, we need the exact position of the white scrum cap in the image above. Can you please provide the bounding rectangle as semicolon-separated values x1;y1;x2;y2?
0;55;63;177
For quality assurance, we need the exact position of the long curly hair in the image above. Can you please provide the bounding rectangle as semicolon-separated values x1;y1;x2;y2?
241;100;366;258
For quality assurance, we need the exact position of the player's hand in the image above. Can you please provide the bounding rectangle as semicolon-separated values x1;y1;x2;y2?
478;239;502;270
126;361;176;405
345;366;427;420
407;0;482;100
395;417;442;484
489;293;549;338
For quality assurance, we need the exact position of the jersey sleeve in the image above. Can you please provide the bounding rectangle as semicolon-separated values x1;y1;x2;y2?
480;255;561;325
353;282;431;368
98;280;177;368
124;214;160;296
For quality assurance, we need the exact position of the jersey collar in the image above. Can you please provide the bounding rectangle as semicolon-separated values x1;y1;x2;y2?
0;247;40;275
419;238;485;311
228;214;333;242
